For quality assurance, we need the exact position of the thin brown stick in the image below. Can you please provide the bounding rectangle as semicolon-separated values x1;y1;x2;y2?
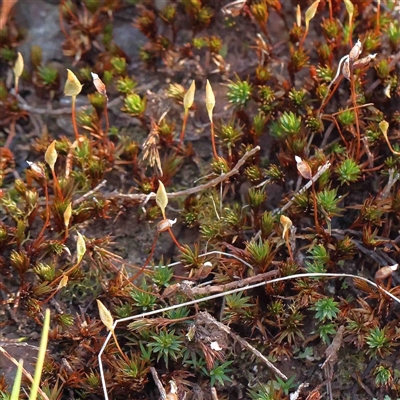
150;367;167;400
190;270;279;296
74;180;107;205
275;161;331;216
106;146;260;201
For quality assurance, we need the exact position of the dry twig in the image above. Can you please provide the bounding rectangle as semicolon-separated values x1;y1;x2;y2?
150;367;167;400
190;270;278;296
199;311;288;380
105;146;260;201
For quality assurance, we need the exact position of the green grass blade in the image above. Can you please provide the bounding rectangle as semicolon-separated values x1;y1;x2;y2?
29;308;50;400
10;359;23;400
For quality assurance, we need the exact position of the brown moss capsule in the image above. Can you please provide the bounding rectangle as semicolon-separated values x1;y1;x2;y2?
349;39;362;63
295;156;312;180
353;53;377;70
91;72;107;98
375;264;398;281
342;59;350;80
157;218;177;232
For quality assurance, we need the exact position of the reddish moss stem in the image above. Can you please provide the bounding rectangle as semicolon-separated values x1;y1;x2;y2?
167;227;183;251
210;120;219;159
129;234;159;282
51;169;63;201
176;111;189;153
349;68;361;160
71;96;80;140
34;180;50;247
104;98;110;136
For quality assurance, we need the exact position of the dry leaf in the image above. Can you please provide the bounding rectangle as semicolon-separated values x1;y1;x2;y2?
183;80;195;113
304;0;320;33
64;202;72;227
97;299;114;331
156;180;168;218
64;69;83;97
76;232;86;264
205;80;215;122
44;140;58;171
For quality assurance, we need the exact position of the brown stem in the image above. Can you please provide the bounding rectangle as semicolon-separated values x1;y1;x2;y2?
71;96;80;140
167;227;183;251
4;120;16;149
375;0;381;34
284;234;294;263
311;181;322;235
111;331;130;364
104;97;110;136
176;111;189;153
51;168;63;201
318;76;343;117
129;233;159;282
34;179;50;247
210;120;219;159
349;68;361;160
